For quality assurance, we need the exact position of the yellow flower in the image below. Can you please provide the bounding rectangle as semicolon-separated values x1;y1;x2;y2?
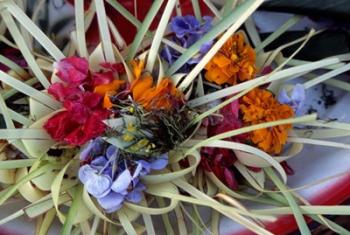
240;88;294;154
205;32;256;85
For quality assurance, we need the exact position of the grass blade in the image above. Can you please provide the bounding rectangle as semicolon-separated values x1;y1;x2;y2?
255;15;303;53
0;71;60;110
191;0;201;21
126;0;163;62
4;1;65;61
61;186;83;235
1;10;50;88
94;0;115;63
146;0;176;72
265;168;311;235
75;0;88;58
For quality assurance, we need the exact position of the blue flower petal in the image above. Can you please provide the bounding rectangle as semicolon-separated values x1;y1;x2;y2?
291;84;306;102
97;192;124;213
111;169;132;194
199;41;213;54
126;189;143;203
184;15;200;30
78;165;97;184
277;89;292;104
106;145;118;160
202;16;213;33
79;141;95;161
85;174;112;198
91;156;107;167
278;84;306;116
170;18;187;38
150;153;168;170
137;160;151;175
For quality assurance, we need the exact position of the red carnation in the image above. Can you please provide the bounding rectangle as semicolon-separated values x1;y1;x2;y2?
55;56;89;85
44;89;109;146
200;99;248;190
44;56;126;146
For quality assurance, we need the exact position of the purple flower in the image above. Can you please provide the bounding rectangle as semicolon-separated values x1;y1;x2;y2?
278;84;306;116
80;138;105;161
161;15;213;71
78;139;169;213
137;153;168;176
171;16;212;38
78;165;112;198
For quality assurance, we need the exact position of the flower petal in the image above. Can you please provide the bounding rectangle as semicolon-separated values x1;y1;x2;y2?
111;169;132;194
126;184;145;203
150;154;168;170
80;141;96;161
91;156;108;167
55;56;89;85
277;89;292;104
291;84;306;102
137;160;151;175
106;145;118;160
97;192;124;213
78;165;97;184
85;173;112;198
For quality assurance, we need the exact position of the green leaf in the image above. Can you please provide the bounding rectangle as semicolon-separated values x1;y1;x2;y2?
25;193;72;218
0;159;36;170
146;0;176;72
265;168;311;235
0;163;60;206
0;71;61;110
0;10;50;88
75;0;88;58
126;0;163;62
94;0;115;63
3;1;65;61
255;15;303;53
51;160;74;223
191;0;201;20
106;0;142;28
61;186;83;235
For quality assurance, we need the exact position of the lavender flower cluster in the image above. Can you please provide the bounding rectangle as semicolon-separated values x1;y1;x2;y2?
161;15;213;71
78;138;168;212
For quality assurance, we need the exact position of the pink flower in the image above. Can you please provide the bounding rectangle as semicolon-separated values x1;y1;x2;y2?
55;56;89;85
43;57;128;146
47;83;80;102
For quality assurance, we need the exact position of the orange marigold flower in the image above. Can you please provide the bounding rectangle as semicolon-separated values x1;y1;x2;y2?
131;59;145;80
131;75;181;111
240;88;294;154
94;79;125;109
205;32;256;85
130;59;183;111
94;79;125;96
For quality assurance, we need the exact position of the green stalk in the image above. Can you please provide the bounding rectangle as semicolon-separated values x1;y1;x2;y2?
61;186;83;235
126;0;163;62
265;168;311;235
